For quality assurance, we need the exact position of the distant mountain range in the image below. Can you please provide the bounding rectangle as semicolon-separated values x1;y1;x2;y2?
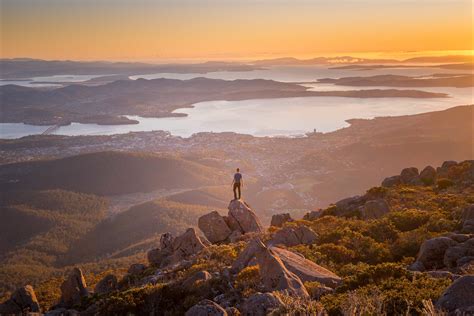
1;55;471;79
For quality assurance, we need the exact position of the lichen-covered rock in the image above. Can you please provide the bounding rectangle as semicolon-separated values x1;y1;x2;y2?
227;200;263;234
240;292;284;316
436;275;474;313
271;247;342;288
0;285;41;314
269;225;317;247
410;237;458;271
360;199;390;219
270;213;293;227
185;299;227;316
60;268;89;307
199;211;232;243
94;274;117;295
254;239;309;297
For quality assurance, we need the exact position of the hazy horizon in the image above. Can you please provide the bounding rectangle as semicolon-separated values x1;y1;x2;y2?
1;0;473;61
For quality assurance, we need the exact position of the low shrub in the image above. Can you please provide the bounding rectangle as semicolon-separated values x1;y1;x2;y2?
437;178;454;190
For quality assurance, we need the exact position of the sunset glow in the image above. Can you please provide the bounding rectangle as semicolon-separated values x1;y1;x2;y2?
1;0;473;61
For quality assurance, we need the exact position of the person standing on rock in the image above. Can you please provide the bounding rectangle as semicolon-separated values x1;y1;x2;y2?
232;168;243;200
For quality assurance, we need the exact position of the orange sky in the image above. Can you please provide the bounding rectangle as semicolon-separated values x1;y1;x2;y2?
1;0;473;61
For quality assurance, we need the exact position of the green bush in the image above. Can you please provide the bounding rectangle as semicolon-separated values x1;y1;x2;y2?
388;209;430;232
321;275;451;316
437;178;454;190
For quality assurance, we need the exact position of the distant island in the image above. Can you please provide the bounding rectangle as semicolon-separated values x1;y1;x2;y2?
0;77;447;126
319;74;474;88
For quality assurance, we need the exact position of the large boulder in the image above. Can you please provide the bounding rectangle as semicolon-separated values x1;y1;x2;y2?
128;263;146;275
182;270;212;288
231;238;263;273
419;166;437;185
271;247;342;288
148;229;207;268
254;239;309;298
444;238;474;268
303;210;322;221
382;175;402;187
147;232;175;266
334;195;365;215
461;205;474;233
0;285;41;314
270;213;293;227
94;274;117;295
60;268;89;307
437;161;458;178
435;275;474;313
360;199;390;219
269;225;317;247
198;211;232;243
240;292;284;316
410;237;458;271
185;299;227;316
166;228;207;266
227;200;263;234
400;167;420;184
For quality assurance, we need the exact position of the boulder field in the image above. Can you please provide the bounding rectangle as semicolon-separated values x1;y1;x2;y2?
2;160;473;315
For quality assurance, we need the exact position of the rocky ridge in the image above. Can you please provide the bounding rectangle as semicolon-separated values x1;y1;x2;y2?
1;160;473;315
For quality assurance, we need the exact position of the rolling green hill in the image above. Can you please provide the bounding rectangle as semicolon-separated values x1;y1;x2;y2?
0;151;226;195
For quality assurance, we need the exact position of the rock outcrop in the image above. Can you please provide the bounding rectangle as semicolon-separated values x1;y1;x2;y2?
0;285;41;314
435;275;474;314
199;211;233;243
360;199;390;219
269;225;317;247
410;235;474;271
271;247;342;288
419;165;437;185
270;213;293;227
148;228;207;267
94;274;118;295
240;292;284;316
231;238;265;273
173;228;207;256
303;210;322;221
185;299;228;316
461;204;474;233
182;270;212;288
382;175;402;187
443;238;474;269
60;268;89;307
148;232;175;267
128;263;146;275
253;239;309;297
437;161;458;178
227;200;263;234
198;200;263;245
400;167;420;185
